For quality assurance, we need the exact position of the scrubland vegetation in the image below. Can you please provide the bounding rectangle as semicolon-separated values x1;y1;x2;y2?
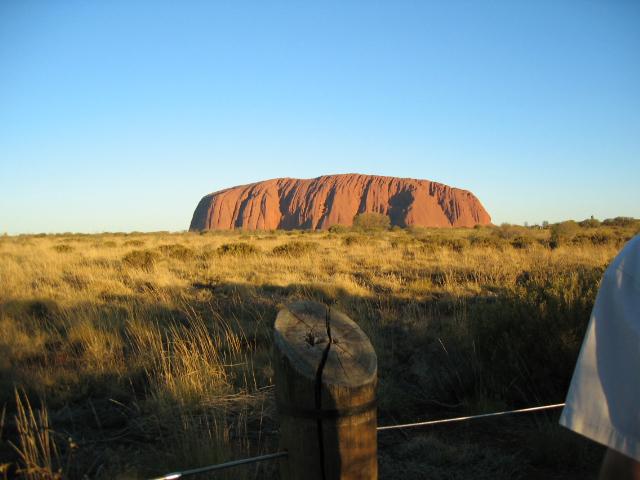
0;218;638;479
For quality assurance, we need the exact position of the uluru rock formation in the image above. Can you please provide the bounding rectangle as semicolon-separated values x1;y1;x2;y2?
189;174;491;231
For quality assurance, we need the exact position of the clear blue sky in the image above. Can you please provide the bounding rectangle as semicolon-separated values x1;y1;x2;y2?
1;1;638;233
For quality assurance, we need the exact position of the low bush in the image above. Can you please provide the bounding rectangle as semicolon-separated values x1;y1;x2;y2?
493;224;529;240
550;221;580;248
123;239;145;247
272;241;318;256
602;216;637;227
588;231;615;246
578;218;601;228
343;235;368;247
511;236;536;249
419;236;468;253
446;238;469;252
52;244;74;253
353;212;391;231
216;242;259;256
122;249;158;271
158;244;194;261
390;237;416;249
328;224;350;234
469;235;506;249
572;231;621;247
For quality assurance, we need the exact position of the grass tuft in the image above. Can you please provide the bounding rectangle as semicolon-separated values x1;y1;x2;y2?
271;241;318;256
10;390;62;480
122;250;158;271
217;242;259;256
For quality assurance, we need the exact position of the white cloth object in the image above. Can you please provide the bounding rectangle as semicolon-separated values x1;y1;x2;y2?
560;234;640;461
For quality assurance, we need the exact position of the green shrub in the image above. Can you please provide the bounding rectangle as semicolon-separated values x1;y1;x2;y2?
272;241;318;256
353;212;391;231
122;249;158;271
216;242;259;256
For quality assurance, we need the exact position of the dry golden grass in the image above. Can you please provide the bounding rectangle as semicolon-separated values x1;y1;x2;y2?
0;224;637;478
10;391;62;480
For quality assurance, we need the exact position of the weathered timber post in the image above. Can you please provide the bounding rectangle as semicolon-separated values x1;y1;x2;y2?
274;301;377;480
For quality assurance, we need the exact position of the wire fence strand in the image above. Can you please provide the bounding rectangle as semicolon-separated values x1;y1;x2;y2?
148;403;566;479
149;451;288;480
376;403;565;432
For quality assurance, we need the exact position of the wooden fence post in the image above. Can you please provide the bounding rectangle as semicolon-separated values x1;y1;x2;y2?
273;301;377;480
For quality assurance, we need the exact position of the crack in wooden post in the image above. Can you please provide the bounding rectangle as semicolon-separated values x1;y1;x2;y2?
314;305;332;480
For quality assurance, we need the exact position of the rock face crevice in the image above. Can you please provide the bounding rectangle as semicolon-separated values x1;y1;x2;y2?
189;174;491;231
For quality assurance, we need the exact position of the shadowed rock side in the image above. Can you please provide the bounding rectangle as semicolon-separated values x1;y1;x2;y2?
189;174;491;230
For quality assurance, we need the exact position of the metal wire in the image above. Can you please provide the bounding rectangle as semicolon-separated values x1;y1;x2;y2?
377;402;565;432
148;403;565;479
148;451;288;480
